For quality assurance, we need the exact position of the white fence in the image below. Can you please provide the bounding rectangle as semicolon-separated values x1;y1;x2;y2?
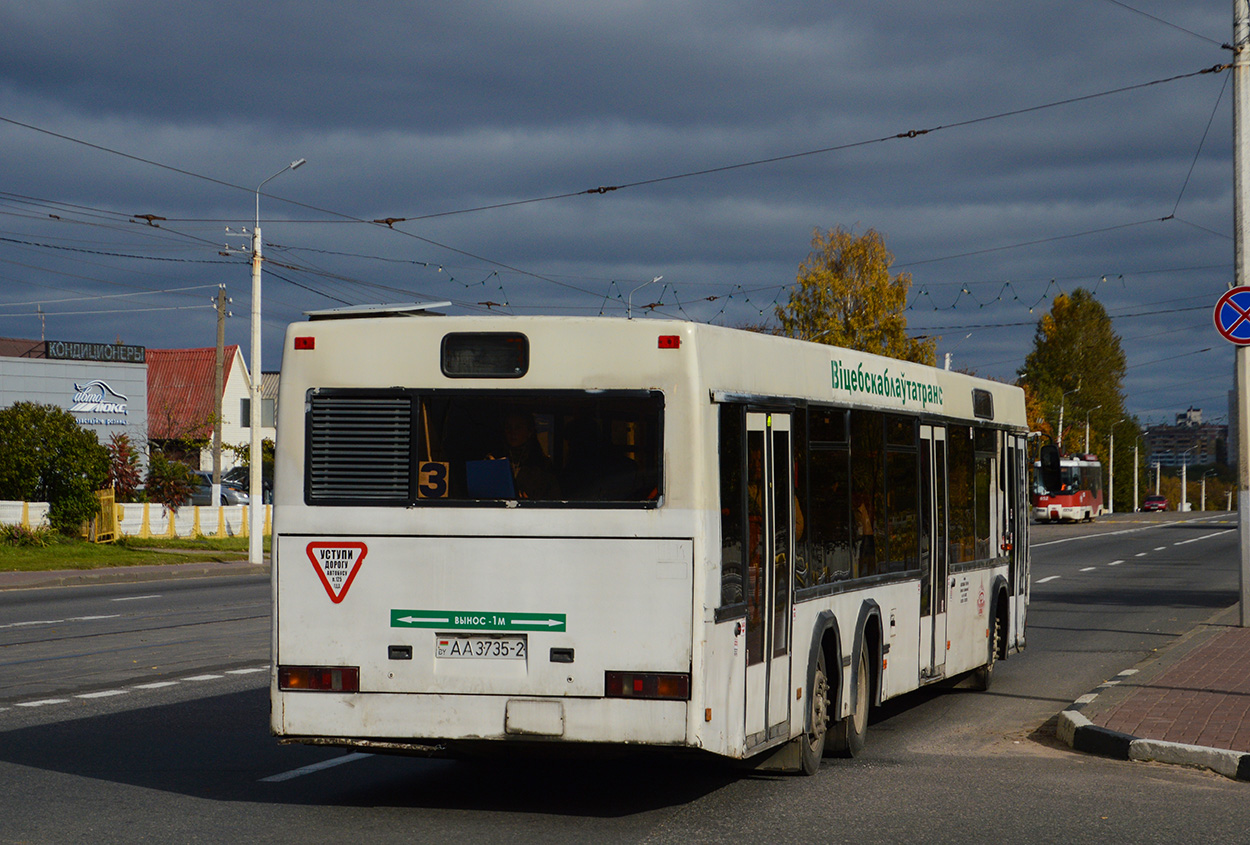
0;499;270;539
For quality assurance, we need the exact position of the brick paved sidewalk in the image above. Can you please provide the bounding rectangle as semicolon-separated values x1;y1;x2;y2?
1098;623;1250;754
1059;603;1250;781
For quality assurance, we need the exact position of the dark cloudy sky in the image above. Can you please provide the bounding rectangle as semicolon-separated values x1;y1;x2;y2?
0;1;1236;429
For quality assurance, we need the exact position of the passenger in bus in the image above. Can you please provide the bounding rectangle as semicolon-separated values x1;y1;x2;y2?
503;412;561;500
853;491;875;575
561;415;641;500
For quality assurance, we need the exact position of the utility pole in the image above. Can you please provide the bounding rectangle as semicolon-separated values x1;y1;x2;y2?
212;285;230;505
1234;0;1249;625
1109;430;1115;513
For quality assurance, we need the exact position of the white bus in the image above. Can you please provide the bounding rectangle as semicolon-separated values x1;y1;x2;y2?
271;308;1030;774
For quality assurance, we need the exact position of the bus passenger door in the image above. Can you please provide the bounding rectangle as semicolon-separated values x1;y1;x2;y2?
744;412;794;750
919;425;948;679
1008;434;1028;644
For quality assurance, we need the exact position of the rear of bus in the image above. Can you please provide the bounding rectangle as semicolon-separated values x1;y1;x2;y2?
271;313;705;756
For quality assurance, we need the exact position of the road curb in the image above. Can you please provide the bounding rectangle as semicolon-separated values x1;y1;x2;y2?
1057;707;1250;781
0;560;270;591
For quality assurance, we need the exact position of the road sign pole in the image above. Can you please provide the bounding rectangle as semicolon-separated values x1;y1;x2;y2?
1234;0;1249;626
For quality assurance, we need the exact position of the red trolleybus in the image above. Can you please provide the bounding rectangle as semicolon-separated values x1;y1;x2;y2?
1031;454;1102;522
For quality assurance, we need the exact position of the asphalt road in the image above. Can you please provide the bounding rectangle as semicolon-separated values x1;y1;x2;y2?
0;513;1246;844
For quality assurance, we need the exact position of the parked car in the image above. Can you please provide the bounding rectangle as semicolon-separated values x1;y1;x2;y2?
223;466;272;503
1141;494;1168;512
189;471;250;506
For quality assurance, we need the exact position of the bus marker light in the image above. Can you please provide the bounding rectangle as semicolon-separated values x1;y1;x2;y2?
278;665;360;692
294;336;315;350
605;671;691;701
658;335;681;349
705;708;712;722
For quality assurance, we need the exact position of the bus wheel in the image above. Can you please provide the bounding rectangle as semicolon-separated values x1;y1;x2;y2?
800;649;830;775
972;611;1001;691
829;646;869;757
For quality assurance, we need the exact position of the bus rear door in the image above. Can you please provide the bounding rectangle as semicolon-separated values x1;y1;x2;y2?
744;411;794;750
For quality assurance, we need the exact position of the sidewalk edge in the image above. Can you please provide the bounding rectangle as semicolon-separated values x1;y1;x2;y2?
1057;708;1250;782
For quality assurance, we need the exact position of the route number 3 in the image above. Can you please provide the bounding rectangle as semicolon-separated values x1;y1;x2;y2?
418;461;450;498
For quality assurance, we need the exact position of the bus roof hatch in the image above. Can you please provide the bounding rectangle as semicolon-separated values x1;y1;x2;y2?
304;302;451;321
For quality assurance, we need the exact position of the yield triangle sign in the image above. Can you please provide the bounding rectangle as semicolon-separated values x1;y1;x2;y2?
306;542;368;603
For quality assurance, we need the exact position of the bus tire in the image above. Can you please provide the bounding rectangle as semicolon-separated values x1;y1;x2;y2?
800;648;830;775
972;611;1001;691
829;646;869;757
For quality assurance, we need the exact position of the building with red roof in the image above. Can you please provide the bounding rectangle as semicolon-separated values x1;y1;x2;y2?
146;345;274;470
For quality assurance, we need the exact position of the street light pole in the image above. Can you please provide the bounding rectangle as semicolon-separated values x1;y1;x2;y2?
1057;382;1080;453
1234;0;1250;625
1107;417;1127;514
1180;447;1195;513
249;158;305;567
1083;404;1102;454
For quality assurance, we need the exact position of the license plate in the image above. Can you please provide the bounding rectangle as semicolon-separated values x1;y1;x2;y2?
435;635;527;660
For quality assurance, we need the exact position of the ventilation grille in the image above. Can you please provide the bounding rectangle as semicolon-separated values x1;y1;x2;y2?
307;394;412;501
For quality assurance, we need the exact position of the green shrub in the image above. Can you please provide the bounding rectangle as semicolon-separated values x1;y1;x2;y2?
0;402;109;534
0;523;52;547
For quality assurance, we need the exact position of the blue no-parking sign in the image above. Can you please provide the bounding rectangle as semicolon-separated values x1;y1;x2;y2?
1214;286;1250;345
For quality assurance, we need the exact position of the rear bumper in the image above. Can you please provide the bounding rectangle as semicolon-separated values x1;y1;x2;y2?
273;689;690;747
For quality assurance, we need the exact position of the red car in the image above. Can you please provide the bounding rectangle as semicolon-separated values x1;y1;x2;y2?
1142;495;1168;512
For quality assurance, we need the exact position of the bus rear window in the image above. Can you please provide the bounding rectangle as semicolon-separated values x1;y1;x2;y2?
441;333;528;378
306;389;662;506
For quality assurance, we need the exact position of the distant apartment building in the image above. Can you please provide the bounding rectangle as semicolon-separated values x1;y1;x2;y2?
1144;407;1226;468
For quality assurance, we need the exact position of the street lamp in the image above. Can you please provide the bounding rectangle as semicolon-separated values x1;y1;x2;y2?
943;332;973;371
1201;470;1216;511
1179;447;1195;513
249;158;306;566
1056;381;1081;453
626;276;663;319
1083;405;1102;454
1107;417;1126;513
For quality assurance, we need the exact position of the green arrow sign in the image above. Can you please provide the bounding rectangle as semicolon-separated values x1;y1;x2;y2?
391;609;566;632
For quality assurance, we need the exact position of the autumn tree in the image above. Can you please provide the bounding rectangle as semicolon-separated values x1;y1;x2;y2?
775;227;935;365
1017;288;1141;505
105;433;143;502
144;450;195;512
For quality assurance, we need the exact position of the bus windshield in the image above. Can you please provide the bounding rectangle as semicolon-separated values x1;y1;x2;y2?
306;389;662;505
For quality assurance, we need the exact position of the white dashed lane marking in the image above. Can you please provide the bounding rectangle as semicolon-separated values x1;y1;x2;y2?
260;752;372;783
5;665;269;712
0;614;121;630
1034;528;1233;586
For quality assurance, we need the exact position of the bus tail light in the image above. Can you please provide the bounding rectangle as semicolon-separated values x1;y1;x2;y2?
278;665;360;692
604;671;690;701
294;336;315;350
